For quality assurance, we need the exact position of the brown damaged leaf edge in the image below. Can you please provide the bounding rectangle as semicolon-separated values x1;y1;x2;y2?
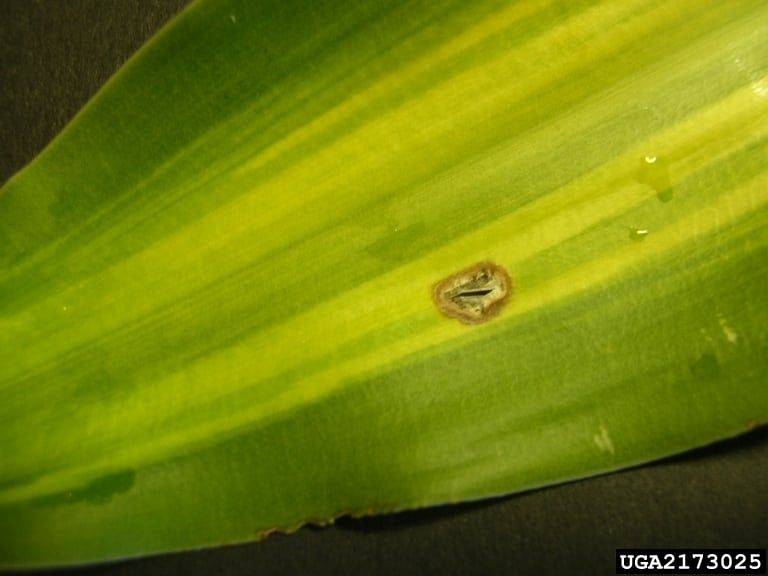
433;262;512;325
254;503;401;541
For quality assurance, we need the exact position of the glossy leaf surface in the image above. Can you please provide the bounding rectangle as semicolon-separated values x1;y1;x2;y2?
1;0;767;567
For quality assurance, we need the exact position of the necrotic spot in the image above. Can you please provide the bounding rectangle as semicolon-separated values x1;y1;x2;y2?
432;262;511;324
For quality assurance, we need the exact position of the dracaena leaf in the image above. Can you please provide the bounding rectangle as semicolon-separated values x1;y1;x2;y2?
1;0;766;568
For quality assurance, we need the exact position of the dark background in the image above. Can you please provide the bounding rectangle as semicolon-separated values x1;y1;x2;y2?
0;1;765;574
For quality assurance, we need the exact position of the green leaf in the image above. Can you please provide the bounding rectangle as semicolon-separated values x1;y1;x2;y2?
1;0;767;568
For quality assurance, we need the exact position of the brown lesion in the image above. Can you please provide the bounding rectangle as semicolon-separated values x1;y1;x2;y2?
432;262;512;324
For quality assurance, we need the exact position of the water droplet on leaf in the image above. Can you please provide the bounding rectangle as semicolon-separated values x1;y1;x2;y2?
638;154;673;202
628;227;649;241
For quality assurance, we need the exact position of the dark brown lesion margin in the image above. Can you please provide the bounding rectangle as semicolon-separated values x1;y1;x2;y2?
432;261;512;325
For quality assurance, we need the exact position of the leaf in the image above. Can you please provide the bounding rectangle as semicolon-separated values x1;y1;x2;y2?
1;0;767;568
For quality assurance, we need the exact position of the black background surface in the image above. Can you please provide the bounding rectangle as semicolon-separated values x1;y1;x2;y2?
1;2;766;574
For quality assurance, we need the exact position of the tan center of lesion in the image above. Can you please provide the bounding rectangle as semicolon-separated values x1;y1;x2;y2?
433;263;511;324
